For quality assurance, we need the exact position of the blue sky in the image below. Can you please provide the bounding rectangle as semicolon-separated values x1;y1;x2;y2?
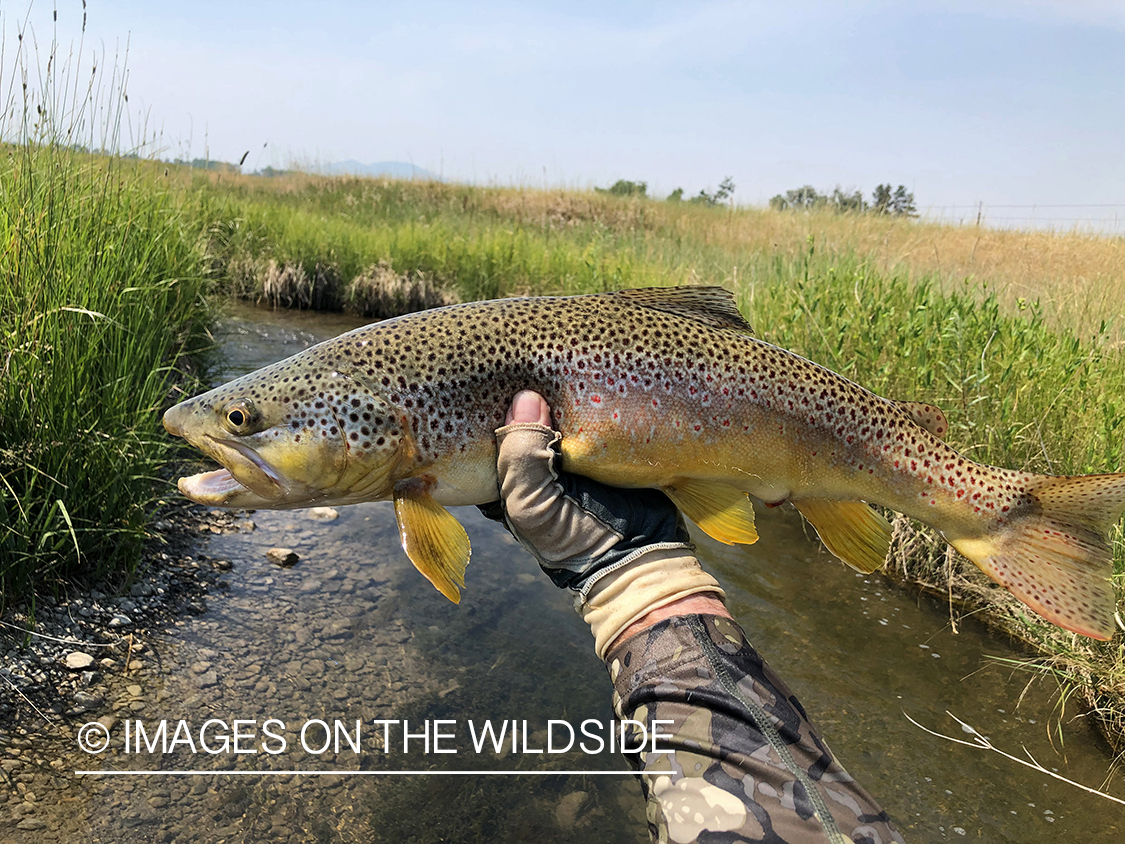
8;1;1124;220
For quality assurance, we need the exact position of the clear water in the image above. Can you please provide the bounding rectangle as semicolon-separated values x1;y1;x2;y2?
7;301;1123;843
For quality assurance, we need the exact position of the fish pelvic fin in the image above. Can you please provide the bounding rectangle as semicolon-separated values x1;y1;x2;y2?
613;286;755;334
663;480;759;545
793;499;892;574
893;400;949;439
949;473;1125;640
393;479;470;604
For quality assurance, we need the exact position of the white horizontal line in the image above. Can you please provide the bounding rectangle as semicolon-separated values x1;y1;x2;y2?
76;770;638;776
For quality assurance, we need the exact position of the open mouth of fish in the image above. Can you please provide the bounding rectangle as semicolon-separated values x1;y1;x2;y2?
177;436;287;505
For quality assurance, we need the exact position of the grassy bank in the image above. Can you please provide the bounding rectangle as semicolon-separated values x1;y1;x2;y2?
0;117;211;603
193;173;1125;748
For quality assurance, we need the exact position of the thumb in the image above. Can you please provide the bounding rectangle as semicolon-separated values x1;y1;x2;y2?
506;390;552;426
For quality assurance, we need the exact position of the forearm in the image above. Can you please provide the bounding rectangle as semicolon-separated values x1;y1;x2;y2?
606;614;905;844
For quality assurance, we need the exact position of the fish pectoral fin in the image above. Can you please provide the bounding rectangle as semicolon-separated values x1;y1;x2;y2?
393;482;470;604
664;480;758;545
893;400;949;439
793;499;891;573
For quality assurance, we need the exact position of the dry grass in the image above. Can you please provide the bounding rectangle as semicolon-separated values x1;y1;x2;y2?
693;210;1125;344
347;260;459;319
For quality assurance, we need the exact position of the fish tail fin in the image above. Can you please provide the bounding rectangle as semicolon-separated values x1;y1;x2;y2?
949;473;1125;640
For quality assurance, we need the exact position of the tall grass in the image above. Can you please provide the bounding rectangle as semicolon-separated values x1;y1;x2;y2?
0;15;210;601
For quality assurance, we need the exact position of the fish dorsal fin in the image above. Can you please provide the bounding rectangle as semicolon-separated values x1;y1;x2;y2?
663;479;759;545
393;479;470;603
613;286;754;334
893;400;949;439
793;499;892;573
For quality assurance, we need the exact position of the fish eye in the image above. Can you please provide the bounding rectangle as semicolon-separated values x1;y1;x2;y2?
222;401;258;433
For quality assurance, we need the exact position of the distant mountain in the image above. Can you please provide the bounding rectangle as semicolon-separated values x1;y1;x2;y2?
321;160;440;181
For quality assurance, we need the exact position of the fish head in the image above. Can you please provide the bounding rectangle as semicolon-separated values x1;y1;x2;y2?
164;356;409;509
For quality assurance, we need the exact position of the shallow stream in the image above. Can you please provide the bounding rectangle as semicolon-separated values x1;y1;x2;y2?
4;301;1124;843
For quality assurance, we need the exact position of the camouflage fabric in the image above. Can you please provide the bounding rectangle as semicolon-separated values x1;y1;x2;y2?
606;614;905;844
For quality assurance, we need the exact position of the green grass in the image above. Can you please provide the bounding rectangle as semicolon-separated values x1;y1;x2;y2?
0;29;212;603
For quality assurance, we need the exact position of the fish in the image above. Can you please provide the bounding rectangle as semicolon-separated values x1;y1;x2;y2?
163;287;1125;639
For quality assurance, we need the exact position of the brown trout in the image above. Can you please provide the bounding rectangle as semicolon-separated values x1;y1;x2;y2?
163;287;1125;639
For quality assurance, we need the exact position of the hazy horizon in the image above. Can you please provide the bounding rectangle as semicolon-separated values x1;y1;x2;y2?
5;1;1122;231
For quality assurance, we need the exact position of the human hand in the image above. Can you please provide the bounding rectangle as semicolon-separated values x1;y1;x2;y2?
486;390;729;658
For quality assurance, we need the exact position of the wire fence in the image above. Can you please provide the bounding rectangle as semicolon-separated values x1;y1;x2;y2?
921;203;1125;235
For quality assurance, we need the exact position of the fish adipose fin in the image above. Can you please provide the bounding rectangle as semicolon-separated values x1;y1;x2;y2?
393;481;470;603
949;473;1125;640
893;400;949;439
614;286;755;335
793;499;892;574
663;480;759;545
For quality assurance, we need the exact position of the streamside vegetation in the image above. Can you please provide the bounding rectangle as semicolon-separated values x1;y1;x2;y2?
0;25;211;602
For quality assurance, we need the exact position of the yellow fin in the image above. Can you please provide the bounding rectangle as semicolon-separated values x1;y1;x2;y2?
793;499;891;573
664;480;758;545
393;482;470;603
893;400;949;439
949;472;1125;641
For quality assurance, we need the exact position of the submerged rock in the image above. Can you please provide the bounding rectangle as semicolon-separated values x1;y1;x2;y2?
266;547;300;568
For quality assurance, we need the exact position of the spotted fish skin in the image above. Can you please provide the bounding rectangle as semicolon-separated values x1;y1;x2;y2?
164;288;1125;638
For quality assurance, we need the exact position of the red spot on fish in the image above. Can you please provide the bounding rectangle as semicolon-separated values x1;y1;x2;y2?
591;395;601;404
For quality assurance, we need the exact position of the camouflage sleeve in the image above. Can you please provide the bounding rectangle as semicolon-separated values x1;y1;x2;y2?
606;614;906;844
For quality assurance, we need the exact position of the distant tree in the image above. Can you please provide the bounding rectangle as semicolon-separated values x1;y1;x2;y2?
781;185;824;210
871;183;893;215
830;186;866;213
187;157;239;173
771;183;912;217
890;185;917;217
715;176;735;202
666;187;684;202
597;179;647;197
690;176;736;207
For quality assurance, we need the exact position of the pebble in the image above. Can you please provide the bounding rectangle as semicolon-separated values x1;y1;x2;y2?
108;614;133;628
266;547;300;568
308;507;339;521
63;652;95;670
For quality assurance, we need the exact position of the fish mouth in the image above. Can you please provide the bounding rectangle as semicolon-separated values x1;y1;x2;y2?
177;436;288;506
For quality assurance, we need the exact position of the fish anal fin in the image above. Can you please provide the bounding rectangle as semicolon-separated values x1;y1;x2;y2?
893;400;949;439
793;499;891;574
614;286;754;334
949;472;1125;640
393;479;470;603
664;480;758;545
